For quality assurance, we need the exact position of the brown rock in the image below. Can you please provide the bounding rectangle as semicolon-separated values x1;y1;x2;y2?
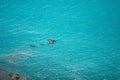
47;39;56;44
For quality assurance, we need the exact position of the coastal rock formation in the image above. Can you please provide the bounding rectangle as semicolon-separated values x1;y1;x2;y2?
8;72;28;80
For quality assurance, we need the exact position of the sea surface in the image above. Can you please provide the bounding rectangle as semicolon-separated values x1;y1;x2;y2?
0;0;120;80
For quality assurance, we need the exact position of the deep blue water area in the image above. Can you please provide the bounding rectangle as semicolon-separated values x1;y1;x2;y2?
0;0;120;80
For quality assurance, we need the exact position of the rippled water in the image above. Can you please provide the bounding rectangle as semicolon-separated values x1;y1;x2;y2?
0;0;120;80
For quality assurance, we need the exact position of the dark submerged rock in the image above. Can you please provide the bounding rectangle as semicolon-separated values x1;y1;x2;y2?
47;39;56;44
40;43;45;46
29;44;36;47
7;54;15;59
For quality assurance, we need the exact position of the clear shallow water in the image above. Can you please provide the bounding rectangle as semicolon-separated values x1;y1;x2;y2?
0;0;120;80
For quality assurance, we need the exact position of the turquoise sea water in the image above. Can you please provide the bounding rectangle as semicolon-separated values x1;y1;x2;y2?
0;0;120;80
